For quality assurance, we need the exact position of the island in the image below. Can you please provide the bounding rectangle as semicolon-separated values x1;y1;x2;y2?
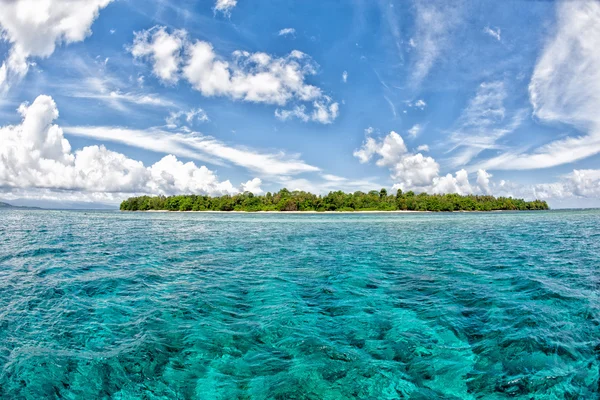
0;201;42;210
120;189;549;212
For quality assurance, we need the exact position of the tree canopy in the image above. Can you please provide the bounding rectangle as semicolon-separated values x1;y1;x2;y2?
120;189;549;212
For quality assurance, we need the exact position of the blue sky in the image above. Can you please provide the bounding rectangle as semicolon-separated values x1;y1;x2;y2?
0;0;599;208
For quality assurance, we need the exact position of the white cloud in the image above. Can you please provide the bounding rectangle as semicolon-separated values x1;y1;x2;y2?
410;0;460;87
383;95;397;118
130;26;186;84
77;89;174;110
485;169;600;204
147;154;236;195
416;144;429;152
166;108;209;129
483;26;501;41
0;95;243;196
354;129;492;195
63;72;176;112
63;126;320;177
476;169;492;194
477;2;600;171
276;175;384;195
448;81;525;167
427;169;473;195
214;0;237;16
321;174;347;182
407;124;422;138
240;178;263;194
408;99;427;109
278;28;296;37
354;130;437;189
131;26;337;123
0;0;112;90
355;129;600;203
275;99;339;124
342;71;348;83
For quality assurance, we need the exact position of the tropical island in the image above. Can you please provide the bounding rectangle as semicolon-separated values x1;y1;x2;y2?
120;189;549;212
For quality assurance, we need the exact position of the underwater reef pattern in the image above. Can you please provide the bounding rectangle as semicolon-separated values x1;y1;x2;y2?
0;210;598;399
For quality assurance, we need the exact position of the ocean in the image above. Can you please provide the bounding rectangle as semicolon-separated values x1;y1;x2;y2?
0;209;598;398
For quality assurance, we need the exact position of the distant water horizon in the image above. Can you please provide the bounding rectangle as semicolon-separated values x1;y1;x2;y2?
0;209;598;398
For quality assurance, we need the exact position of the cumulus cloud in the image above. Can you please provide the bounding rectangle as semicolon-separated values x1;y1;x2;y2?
214;0;237;16
342;71;348;83
0;95;250;196
0;0;112;90
477;2;600;171
240;178;263;194
476;169;492;194
130;26;186;84
484;169;600;204
353;129;495;195
416;144;429;152
278;28;296;37
130;26;337;123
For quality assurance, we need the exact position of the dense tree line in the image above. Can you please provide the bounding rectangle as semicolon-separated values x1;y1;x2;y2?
120;189;549;212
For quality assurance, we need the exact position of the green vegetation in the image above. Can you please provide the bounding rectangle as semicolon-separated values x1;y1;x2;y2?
120;189;549;212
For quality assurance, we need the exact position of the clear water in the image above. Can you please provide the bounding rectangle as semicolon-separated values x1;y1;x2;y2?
0;210;598;399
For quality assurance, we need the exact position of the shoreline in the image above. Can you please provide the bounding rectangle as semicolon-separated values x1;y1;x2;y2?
140;210;426;213
132;209;525;213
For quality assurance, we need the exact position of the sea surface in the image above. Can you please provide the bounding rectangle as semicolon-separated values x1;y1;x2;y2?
0;209;598;399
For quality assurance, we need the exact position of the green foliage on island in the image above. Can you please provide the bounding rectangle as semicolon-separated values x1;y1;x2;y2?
120;188;549;212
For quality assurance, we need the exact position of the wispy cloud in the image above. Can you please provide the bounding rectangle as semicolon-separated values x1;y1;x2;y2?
446;81;526;168
476;1;600;171
410;0;461;88
66;77;176;112
278;28;296;37
383;95;397;118
63;126;320;176
407;124;422;138
483;26;501;41
166;108;210;129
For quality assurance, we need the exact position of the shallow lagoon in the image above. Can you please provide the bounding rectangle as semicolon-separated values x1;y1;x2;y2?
0;210;598;398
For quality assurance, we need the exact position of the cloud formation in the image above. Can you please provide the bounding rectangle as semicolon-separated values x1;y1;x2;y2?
478;1;600;170
130;27;186;84
63;127;320;177
214;0;237;16
0;95;259;196
278;28;296;37
354;130;490;195
410;0;461;87
0;0;112;90
166;108;209;129
448;81;525;167
483;26;501;41
130;26;338;123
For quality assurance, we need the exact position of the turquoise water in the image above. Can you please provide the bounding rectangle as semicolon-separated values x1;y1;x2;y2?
0;210;598;399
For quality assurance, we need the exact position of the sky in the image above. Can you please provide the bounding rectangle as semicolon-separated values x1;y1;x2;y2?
1;0;599;208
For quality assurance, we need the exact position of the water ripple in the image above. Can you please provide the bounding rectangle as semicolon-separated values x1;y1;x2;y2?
0;209;598;398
